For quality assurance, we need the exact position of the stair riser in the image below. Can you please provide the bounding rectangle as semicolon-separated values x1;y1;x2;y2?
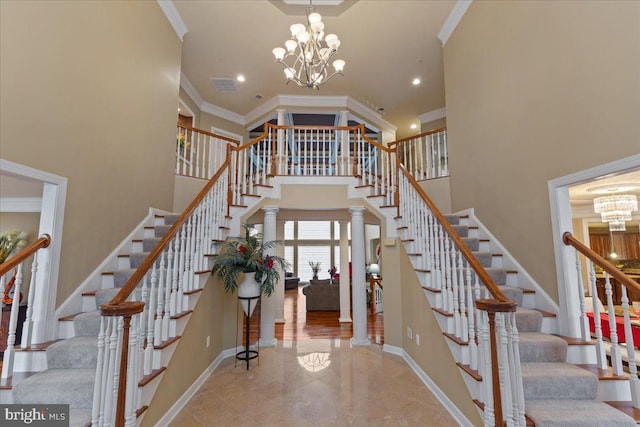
12;351;47;373
153;340;180;371
566;345;597;365
597;379;632;402
0;389;13;403
444;339;469;365
458;368;482;401
423;289;442;309
58;321;74;339
432;311;454;334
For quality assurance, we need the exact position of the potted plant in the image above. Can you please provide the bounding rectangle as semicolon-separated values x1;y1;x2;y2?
211;224;287;314
309;261;321;280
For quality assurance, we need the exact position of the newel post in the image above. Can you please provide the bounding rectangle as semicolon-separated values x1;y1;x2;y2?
476;299;517;427
100;301;145;427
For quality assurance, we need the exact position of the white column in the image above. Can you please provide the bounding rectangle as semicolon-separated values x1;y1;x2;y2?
275;219;286;323
276;109;286;175
350;207;369;346
260;206;279;347
338;220;352;323
339;110;349;175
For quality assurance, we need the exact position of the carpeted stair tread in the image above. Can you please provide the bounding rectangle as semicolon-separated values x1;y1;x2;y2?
485;268;507;285
47;337;98;369
525;399;636;426
444;215;460;225
521;362;597;400
519;332;567;362
70;409;92;427
12;368;95;408
499;285;523;307
143;237;160;252
96;288;142;308
129;252;149;268
154;224;171;238
452;225;468;237
114;269;136;288
472;251;492;268
462;237;479;251
515;307;543;332
73;311;101;337
164;214;180;225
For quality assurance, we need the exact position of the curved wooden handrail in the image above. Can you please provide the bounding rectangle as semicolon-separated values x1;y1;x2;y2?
388;126;447;148
0;234;51;276
399;164;510;304
563;231;640;292
102;152;232;311
177;124;241;145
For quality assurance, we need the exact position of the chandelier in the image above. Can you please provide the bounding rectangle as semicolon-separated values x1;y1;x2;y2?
272;3;345;89
593;194;638;231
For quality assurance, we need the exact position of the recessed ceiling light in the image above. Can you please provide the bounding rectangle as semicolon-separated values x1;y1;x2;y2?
410;124;418;130
412;78;421;86
237;74;246;82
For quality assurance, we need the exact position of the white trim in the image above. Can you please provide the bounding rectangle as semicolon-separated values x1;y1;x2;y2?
418;107;446;124
179;73;204;108
201;101;245;126
0;197;42;212
382;343;403;356
178;98;195;127
156;0;188;41
548;154;640;337
154;349;230;427
438;0;473;47
211;127;243;144
346;97;397;133
0;159;67;344
244;96;282;127
401;349;474;427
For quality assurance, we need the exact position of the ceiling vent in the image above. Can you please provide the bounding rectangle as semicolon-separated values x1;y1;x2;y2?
210;78;238;92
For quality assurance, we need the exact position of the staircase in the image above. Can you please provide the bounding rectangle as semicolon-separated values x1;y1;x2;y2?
2;211;221;426
398;209;637;426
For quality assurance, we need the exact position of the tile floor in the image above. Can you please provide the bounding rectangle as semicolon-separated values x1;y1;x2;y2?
169;339;457;426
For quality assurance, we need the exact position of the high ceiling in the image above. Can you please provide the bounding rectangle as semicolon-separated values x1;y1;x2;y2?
173;0;456;137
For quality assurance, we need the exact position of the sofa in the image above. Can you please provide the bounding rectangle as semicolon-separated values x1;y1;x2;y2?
302;279;340;311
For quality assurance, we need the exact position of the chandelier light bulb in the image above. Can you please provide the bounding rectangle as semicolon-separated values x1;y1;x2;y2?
332;59;345;72
290;23;305;38
325;34;339;50
308;12;322;24
285;39;297;53
311;21;324;33
272;47;286;61
296;30;310;44
284;68;295;79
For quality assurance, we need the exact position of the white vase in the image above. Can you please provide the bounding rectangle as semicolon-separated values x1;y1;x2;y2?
237;272;261;316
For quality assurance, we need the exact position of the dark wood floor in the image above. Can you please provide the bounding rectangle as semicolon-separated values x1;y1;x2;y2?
245;286;384;345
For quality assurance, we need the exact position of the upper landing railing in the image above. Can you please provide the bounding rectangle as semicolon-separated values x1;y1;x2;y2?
176;123;449;210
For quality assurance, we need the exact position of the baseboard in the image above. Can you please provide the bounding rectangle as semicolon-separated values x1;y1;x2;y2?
401;350;474;427
382;343;403;356
154;348;230;427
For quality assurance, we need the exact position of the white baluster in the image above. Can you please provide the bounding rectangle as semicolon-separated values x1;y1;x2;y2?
467;266;478;370
620;285;640;407
145;270;156;375
1;264;23;379
480;310;494;425
604;273;624;375
91;316;106;427
124;315;139;427
21;252;39;347
496;313;514;427
574;251;590;341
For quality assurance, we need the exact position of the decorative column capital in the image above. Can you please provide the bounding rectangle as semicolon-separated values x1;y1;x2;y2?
262;206;279;216
349;206;366;216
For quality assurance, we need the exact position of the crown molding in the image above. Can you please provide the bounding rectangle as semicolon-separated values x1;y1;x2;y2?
438;0;472;47
157;0;188;41
418;107;446;124
200;102;245;125
178;78;397;133
180;73;204;107
0;197;42;213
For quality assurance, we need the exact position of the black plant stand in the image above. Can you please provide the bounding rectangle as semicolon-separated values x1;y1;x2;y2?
235;295;259;370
